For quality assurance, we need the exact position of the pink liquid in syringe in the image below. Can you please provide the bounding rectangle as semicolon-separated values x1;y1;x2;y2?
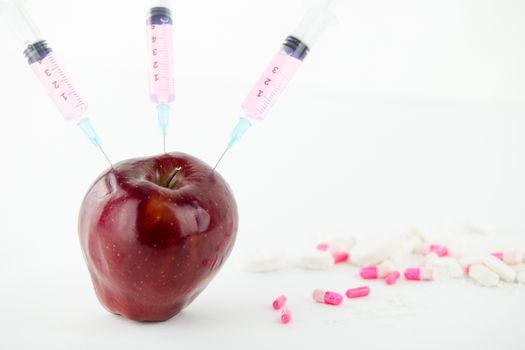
30;52;87;121
241;50;302;121
148;20;175;104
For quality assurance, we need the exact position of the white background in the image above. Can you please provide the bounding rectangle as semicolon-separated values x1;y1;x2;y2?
0;0;524;349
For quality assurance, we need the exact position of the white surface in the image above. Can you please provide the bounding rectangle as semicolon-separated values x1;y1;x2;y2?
2;257;525;349
238;247;287;272
0;0;525;348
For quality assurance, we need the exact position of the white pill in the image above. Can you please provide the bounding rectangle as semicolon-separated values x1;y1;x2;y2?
238;248;287;272
413;243;430;255
377;260;396;277
397;236;425;256
425;255;464;278
325;235;356;251
350;237;402;266
517;271;525;284
299;250;334;270
458;255;485;269
468;264;500;287
491;251;523;265
512;264;525;273
501;251;522;265
390;250;426;269
483;255;516;282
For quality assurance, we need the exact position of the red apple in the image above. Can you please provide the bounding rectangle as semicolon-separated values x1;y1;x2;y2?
78;153;238;321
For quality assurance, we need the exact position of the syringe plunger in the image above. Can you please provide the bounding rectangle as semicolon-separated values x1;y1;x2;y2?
291;0;337;49
0;0;42;47
150;0;172;9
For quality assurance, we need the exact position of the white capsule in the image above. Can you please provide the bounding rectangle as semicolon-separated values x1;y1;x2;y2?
468;264;500;287
490;251;522;265
502;251;522;265
238;248;287;272
299;250;334;270
482;255;516;282
399;236;425;255
517;271;525;284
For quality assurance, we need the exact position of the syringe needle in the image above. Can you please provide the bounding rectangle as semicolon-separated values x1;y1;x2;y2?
98;146;114;169
212;145;231;172
212;118;251;172
157;105;169;154
77;118;113;168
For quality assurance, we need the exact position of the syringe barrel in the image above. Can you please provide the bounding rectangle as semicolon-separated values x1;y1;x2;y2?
0;0;43;48
147;1;175;104
241;36;307;121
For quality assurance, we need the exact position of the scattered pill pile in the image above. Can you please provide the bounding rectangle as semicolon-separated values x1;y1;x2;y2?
243;232;525;325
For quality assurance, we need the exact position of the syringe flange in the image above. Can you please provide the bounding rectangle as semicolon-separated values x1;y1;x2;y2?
23;40;52;64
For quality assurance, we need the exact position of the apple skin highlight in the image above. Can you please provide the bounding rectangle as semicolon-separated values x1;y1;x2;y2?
78;153;238;321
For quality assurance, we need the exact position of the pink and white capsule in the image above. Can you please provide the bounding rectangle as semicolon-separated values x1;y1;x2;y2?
280;308;291;324
272;295;287;310
345;286;370;299
315;243;349;263
332;251;349;264
404;267;434;281
360;261;394;279
414;243;449;257
491;251;523;265
316;236;356;252
385;271;401;285
312;289;343;306
316;243;330;251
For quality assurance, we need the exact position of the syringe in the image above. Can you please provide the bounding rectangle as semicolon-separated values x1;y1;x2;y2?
147;0;175;153
0;0;112;167
213;0;336;170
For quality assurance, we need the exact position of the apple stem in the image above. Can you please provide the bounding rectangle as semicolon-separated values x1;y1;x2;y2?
167;167;182;189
